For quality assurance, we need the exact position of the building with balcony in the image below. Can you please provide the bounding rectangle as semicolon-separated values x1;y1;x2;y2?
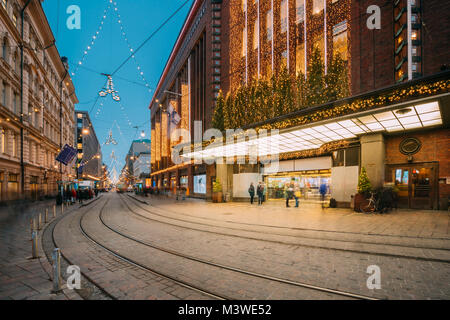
0;0;78;202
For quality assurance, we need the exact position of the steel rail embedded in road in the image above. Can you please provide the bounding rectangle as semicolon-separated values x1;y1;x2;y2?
78;197;228;300
123;194;450;263
113;194;378;300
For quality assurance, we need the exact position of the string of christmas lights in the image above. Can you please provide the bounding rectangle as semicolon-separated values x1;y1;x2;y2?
111;0;153;93
71;2;112;77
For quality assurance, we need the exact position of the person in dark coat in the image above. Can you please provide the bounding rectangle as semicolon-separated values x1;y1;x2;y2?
77;189;83;204
248;183;255;205
257;182;264;205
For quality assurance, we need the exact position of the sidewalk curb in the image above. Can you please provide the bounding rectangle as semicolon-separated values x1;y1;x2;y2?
37;196;102;300
37;204;83;300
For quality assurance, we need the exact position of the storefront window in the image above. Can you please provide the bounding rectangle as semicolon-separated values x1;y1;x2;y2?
332;150;344;167
180;176;188;188
345;147;359;166
194;174;206;194
8;174;18;200
265;171;331;200
170;175;176;188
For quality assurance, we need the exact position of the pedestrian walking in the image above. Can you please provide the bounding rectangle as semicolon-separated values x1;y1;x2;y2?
248;183;255;205
71;188;77;204
319;182;327;206
294;184;301;208
77;189;83;204
257;182;264;205
285;180;295;208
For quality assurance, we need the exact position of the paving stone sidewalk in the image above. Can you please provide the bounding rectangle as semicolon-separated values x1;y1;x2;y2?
0;199;82;300
133;194;450;240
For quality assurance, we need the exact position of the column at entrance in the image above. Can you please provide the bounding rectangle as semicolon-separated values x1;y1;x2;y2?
361;133;385;188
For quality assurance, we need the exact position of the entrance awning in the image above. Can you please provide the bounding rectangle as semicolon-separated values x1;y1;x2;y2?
181;100;443;160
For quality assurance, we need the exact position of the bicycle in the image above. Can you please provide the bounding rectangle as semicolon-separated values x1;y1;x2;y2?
360;191;377;213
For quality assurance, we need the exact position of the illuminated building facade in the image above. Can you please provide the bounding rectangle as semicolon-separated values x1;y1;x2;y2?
75;111;102;182
0;0;78;202
150;0;223;198
150;0;450;208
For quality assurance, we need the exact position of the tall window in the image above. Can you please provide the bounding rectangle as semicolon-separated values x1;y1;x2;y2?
12;14;17;28
13;93;18;114
313;0;324;15
242;27;247;57
0;81;4;106
314;34;325;60
1;0;6;10
12;133;16;157
280;0;287;33
333;21;348;61
266;10;273;41
296;0;305;24
253;20;259;50
2;38;7;60
281;50;288;68
296;43;305;75
0;129;5;154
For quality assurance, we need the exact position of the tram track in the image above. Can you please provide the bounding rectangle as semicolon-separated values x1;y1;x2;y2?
122;194;450;263
42;197;114;300
100;194;377;300
78;197;228;300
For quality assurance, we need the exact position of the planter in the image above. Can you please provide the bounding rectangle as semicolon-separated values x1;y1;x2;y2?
354;193;369;212
212;192;223;203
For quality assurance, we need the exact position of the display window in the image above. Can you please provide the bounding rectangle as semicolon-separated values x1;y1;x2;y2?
265;171;331;200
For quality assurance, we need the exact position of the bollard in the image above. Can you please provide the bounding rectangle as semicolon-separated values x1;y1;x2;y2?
53;205;56;218
52;248;62;292
31;231;39;258
45;209;48;223
38;213;42;230
61;204;64;214
30;218;34;234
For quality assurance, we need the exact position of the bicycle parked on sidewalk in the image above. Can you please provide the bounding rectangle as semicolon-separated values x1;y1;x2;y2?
360;188;395;214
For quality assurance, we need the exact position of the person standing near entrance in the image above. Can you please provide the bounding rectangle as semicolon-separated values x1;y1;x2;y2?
294;184;301;208
319;182;327;203
257;182;264;205
262;182;267;203
248;183;255;204
285;180;295;207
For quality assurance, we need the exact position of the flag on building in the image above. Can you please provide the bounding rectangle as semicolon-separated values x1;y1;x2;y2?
167;102;181;136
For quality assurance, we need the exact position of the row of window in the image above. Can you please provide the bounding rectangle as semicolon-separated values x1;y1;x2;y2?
242;8;348;76
0;128;59;168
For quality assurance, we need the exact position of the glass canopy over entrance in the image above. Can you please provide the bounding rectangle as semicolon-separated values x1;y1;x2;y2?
181;101;443;160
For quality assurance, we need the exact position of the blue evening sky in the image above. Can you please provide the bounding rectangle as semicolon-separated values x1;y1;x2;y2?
42;0;193;175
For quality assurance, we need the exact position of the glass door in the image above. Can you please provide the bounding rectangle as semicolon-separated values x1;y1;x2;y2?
410;166;434;209
388;164;436;210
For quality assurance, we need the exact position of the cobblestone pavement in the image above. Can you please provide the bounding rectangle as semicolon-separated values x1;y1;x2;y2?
126;194;450;262
105;194;449;299
0;200;81;300
2;193;450;300
53;198;217;300
133;194;450;240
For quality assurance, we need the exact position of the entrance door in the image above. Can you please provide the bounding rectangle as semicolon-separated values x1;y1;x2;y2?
388;163;437;209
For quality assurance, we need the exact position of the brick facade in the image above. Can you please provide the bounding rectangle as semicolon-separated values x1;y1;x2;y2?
385;128;450;209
